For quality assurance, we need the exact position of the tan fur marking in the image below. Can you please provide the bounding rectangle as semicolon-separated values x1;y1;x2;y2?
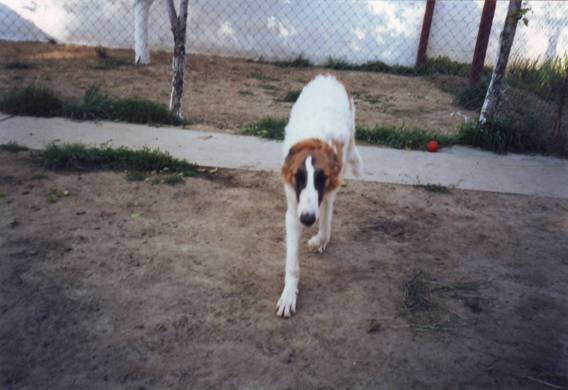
282;138;344;193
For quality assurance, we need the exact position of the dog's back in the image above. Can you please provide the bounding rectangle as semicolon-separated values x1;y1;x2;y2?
283;74;354;158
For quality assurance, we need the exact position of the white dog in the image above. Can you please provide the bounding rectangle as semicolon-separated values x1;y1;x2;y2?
277;74;363;317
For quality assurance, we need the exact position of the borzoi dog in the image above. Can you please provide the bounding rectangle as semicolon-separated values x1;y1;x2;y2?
277;74;363;317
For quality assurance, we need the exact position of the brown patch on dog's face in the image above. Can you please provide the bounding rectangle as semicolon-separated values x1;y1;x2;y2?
282;138;343;200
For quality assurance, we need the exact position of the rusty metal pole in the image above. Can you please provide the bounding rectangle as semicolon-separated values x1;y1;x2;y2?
470;0;497;85
416;0;436;69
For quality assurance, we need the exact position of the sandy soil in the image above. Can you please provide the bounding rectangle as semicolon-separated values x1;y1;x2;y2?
1;151;567;389
0;42;475;135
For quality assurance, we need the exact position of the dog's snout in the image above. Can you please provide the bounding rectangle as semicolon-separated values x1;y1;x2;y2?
300;213;316;226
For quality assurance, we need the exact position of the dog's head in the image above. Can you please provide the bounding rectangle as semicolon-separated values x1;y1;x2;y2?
282;139;343;226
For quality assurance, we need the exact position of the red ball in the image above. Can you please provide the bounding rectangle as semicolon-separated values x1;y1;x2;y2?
426;140;439;153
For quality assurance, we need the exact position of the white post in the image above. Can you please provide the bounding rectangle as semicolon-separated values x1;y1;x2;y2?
134;0;154;65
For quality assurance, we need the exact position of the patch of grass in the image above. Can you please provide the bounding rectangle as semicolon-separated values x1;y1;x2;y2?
259;83;278;91
454;79;489;110
31;173;48;180
47;189;69;204
0;85;64;117
0;142;29;152
1;85;182;125
0;191;6;199
507;56;567;103
111;97;181;125
273;54;312;68
325;57;416;75
421;184;451;194
238;90;254;96
242;118;457;151
5;61;35;70
92;46;130;70
125;170;148;182
241;117;287;140
356;125;456;150
457;117;546;155
41;144;198;176
280;90;301;102
402;271;433;313
248;71;278;82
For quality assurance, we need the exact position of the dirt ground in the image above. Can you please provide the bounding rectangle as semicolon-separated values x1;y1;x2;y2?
0;42;474;135
1;150;567;389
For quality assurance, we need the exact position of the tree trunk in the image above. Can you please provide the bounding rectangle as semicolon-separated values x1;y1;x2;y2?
166;0;190;119
134;0;154;65
479;0;522;124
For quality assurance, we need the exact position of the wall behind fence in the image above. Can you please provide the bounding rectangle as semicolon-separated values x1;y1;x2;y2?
1;0;567;66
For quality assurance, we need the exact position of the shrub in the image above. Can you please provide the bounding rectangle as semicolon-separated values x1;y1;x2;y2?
0;85;64;117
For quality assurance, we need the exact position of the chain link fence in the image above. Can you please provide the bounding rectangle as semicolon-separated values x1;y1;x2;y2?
0;0;567;153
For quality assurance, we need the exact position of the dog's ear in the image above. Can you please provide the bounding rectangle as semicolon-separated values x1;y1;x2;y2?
282;145;299;183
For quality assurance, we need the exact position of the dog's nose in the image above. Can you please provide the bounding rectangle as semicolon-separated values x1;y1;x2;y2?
300;213;316;226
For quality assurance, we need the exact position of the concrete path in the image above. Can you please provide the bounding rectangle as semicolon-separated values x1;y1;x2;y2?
1;115;567;199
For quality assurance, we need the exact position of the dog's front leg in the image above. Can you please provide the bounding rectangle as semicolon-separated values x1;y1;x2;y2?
277;187;302;317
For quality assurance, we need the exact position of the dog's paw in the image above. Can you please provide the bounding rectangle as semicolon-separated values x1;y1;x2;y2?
276;285;298;317
308;235;329;253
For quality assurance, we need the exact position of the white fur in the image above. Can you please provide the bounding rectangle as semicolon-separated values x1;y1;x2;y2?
276;74;363;317
297;156;319;221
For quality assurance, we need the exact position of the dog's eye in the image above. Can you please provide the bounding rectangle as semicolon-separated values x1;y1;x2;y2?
315;170;326;186
295;169;306;185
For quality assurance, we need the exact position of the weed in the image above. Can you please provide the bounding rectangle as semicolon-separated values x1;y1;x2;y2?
4;61;35;70
2;84;182;125
47;189;69;204
455;79;489;110
0;142;29;152
95;46;108;59
508;56;567;103
402;271;433;313
0;85;64;117
0;191;6;199
41;144;198;176
111;97;181;125
259;83;278;91
248;71;278;81
273;54;312;68
280;90;301;102
241;117;287;140
238;90;254;96
356;125;456;150
421;184;451;194
457;117;545;155
125;170;148;182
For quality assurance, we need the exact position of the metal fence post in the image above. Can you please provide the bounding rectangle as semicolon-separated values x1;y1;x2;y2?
416;0;436;68
470;0;497;85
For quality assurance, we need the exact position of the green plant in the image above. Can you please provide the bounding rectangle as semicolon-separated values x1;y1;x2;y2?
421;184;451;194
151;174;185;186
356;125;456;150
273;54;312;68
457;116;545;155
0;85;64;117
41;144;198;175
125;170;148;182
507;56;567;103
47;189;69;204
455;79;489;110
95;46;108;59
241;117;287;140
111;97;181;125
0;142;29;152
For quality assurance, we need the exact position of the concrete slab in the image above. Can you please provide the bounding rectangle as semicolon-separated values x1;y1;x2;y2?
1;116;567;199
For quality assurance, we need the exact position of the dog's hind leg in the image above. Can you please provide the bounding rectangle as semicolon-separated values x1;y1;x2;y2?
277;185;302;317
308;189;336;253
347;134;363;177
